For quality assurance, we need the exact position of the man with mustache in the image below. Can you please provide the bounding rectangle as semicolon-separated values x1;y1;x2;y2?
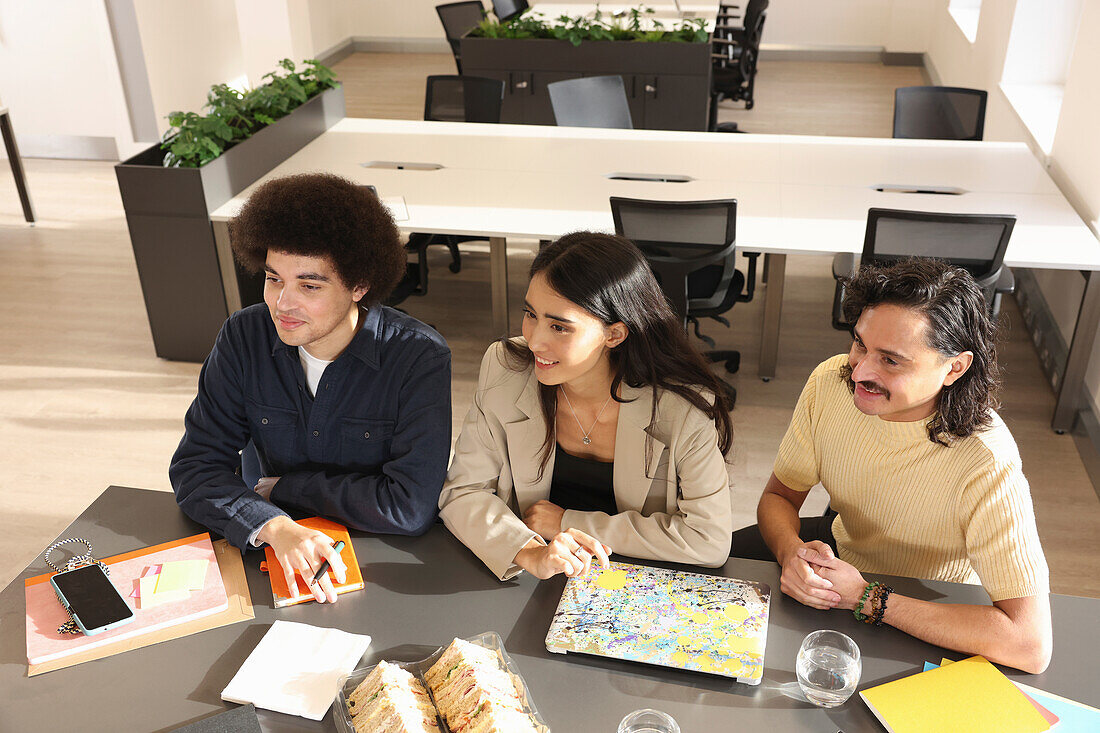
733;258;1051;673
170;173;451;604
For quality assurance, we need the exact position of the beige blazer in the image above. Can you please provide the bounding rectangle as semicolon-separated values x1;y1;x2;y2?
439;341;733;580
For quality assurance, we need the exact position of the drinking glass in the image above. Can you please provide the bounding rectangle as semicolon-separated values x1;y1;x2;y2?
796;629;861;707
617;708;680;733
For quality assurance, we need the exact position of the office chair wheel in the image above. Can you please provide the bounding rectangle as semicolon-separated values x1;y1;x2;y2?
725;356;740;374
761;377;770;383
745;100;754;110
449;261;461;273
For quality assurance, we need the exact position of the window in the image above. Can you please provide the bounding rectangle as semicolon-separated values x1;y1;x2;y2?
1000;0;1084;154
948;0;981;43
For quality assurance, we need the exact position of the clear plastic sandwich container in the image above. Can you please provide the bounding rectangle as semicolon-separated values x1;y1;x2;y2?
333;630;550;733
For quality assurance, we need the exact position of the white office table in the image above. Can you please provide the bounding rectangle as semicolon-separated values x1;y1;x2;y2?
210;118;1100;431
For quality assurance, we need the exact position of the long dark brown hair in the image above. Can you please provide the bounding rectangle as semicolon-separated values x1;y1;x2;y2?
840;257;1001;445
502;231;734;478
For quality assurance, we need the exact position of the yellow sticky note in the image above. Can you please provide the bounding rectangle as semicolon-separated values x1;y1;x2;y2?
155;559;209;593
139;574;189;609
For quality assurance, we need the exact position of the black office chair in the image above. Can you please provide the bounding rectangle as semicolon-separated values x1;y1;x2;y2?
436;1;485;74
424;74;504;123
611;197;760;405
831;208;1016;331
547;76;633;129
892;86;988;141
491;0;527;21
388;76;507;307
710;0;768;129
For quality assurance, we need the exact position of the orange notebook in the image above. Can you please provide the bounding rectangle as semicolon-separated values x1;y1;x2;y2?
259;517;363;607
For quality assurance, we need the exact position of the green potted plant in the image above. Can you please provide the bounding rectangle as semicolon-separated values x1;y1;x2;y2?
114;59;344;362
460;6;712;129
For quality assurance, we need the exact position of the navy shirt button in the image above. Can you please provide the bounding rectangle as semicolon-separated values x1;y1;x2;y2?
363;431;370;439
313;430;320;437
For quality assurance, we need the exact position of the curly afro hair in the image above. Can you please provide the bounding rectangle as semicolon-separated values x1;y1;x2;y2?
230;173;405;305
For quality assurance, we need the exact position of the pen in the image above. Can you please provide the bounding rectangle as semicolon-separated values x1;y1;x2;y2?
309;540;345;587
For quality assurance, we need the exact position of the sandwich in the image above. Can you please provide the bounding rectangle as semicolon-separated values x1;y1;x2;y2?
425;639;539;733
346;661;439;733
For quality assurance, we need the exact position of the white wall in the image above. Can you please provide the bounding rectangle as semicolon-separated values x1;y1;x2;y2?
926;0;1100;415
1043;0;1100;412
132;0;246;136
0;0;133;158
763;0;933;51
308;0;352;56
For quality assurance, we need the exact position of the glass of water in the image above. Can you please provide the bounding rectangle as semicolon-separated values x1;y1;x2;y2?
617;709;680;733
796;629;861;707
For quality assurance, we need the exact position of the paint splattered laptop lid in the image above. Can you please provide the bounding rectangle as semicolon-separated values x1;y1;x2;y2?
545;560;770;685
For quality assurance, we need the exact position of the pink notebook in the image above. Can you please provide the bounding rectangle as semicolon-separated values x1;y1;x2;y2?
25;533;229;665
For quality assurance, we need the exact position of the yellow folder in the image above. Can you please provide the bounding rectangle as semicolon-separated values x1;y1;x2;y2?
859;655;1051;733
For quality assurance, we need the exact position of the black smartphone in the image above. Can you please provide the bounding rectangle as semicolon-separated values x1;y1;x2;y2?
49;564;135;636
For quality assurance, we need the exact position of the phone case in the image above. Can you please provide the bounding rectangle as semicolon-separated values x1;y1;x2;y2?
49;566;136;637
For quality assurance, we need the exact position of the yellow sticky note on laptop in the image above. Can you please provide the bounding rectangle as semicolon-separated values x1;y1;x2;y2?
155;559;209;593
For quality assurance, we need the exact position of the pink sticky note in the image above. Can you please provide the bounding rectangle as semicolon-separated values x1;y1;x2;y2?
130;565;164;598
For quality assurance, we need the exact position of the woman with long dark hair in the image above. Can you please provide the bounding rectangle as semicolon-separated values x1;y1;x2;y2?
439;232;735;580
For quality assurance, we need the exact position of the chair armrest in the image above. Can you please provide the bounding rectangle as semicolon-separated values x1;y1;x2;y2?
995;266;1015;295
832;252;857;281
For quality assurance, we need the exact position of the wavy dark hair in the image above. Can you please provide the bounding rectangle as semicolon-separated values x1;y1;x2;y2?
503;231;734;478
840;257;1001;445
230;172;405;305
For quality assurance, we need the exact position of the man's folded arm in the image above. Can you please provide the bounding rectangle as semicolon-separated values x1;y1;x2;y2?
169;322;287;549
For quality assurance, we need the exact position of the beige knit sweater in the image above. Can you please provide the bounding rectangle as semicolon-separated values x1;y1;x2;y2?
774;354;1049;601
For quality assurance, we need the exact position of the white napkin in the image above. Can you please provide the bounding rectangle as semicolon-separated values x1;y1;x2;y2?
221;620;371;720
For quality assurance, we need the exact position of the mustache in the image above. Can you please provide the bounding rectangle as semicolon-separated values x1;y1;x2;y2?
852;378;890;399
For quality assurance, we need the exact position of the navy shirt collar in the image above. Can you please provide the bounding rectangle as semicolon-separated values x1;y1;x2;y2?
269;305;382;369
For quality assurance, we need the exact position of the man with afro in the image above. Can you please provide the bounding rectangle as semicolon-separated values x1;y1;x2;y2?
171;173;451;604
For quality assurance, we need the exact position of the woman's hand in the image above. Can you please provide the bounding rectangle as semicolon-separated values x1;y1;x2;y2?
513;528;612;580
256;516;347;603
799;546;867;611
523;500;566;540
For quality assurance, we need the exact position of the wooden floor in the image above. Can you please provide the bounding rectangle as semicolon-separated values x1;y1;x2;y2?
1;53;1097;600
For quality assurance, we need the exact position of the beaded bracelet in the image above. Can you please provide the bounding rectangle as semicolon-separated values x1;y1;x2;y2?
871;584;893;626
853;580;881;622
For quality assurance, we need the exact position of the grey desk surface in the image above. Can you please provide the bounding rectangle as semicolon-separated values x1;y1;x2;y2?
2;486;1097;733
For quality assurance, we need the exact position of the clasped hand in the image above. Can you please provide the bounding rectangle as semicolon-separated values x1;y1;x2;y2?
522;499;565;540
780;541;867;611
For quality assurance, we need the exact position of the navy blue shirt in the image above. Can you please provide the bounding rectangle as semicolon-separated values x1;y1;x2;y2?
169;303;451;550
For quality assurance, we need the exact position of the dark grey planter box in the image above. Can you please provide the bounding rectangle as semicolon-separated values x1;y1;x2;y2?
459;37;711;129
114;85;344;362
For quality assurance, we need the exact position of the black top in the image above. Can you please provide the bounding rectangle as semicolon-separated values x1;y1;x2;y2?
549;443;616;515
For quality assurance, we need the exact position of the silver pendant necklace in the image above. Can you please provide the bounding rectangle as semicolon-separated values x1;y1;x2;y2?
560;385;614;445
